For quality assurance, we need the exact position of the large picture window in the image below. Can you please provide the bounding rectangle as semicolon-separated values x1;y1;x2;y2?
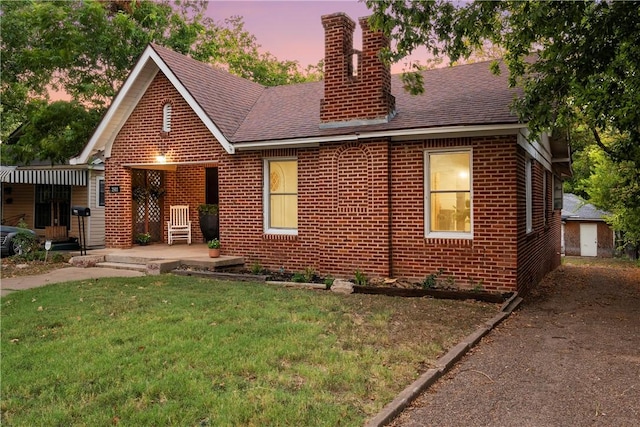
425;149;472;238
264;158;297;234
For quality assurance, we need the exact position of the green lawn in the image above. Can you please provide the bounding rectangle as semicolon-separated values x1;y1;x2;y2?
1;275;499;426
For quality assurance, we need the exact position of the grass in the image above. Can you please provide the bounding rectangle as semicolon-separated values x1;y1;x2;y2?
1;275;499;426
562;255;639;268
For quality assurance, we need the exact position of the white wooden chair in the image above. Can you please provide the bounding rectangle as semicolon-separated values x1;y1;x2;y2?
166;205;192;245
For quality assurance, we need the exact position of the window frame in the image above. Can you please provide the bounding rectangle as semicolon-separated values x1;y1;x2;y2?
525;156;533;234
553;174;563;210
424;148;473;240
97;177;105;207
263;157;298;236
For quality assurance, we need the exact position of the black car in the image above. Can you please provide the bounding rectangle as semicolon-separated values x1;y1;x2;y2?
1;225;38;257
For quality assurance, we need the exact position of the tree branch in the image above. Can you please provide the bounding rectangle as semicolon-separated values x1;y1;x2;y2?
591;127;616;159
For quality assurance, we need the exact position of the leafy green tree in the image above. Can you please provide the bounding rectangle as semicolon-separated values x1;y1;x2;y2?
367;1;640;146
1;0;318;164
4;101;101;165
367;0;640;251
575;144;640;253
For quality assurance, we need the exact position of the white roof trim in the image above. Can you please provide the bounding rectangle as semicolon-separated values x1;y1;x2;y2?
232;123;526;151
518;130;553;171
71;45;234;165
234;134;356;151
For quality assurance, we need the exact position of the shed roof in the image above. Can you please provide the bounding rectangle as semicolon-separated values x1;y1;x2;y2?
562;193;610;221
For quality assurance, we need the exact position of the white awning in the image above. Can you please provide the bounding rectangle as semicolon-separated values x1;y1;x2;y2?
0;166;17;181
1;168;87;186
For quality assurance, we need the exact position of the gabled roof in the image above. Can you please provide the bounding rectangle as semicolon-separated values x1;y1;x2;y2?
562;193;610;221
152;44;264;138
74;43;524;163
73;44;265;162
234;60;521;143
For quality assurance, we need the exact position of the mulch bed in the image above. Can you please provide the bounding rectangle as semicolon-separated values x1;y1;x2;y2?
172;265;512;303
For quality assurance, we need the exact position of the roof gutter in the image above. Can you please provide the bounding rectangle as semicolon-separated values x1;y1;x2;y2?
232;123;526;151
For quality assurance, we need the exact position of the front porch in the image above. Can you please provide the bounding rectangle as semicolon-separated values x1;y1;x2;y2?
71;243;243;274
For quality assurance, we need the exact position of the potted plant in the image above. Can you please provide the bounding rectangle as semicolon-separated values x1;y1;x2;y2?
198;204;219;242
136;232;151;245
207;238;221;258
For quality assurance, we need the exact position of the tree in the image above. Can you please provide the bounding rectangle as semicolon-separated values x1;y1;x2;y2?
1;0;319;164
5;101;101;165
367;0;640;251
565;129;640;254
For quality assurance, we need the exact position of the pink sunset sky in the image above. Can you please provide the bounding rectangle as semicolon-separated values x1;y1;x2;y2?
204;0;425;73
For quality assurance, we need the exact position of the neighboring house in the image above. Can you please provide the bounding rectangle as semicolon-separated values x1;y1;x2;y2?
562;193;614;257
73;13;571;294
0;158;105;249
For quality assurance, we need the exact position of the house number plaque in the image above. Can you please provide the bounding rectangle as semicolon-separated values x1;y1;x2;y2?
110;186;121;193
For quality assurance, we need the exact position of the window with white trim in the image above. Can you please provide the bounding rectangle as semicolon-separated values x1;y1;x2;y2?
525;157;533;233
264;158;298;235
97;177;105;207
424;149;472;238
553;174;563;210
162;103;172;132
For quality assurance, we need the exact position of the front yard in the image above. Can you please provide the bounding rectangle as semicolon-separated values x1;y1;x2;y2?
1;275;499;426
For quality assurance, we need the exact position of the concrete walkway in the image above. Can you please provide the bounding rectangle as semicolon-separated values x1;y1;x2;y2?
1;243;240;296
1;267;145;296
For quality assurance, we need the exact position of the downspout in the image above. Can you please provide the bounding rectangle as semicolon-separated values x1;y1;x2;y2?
387;139;394;278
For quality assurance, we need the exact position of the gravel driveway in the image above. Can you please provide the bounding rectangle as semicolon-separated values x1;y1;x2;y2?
392;259;640;427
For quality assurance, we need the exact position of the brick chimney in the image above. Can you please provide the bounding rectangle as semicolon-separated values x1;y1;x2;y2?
320;13;396;128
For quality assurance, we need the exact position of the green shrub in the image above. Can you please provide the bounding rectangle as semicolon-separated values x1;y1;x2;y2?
422;268;444;289
198;204;219;215
250;261;263;274
303;266;316;283
291;272;306;283
354;269;367;286
11;231;39;255
324;276;335;289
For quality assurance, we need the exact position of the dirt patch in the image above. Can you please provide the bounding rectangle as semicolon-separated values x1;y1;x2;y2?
390;257;640;427
0;253;72;279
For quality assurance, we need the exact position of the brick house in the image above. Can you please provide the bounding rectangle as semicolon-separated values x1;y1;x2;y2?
73;13;570;294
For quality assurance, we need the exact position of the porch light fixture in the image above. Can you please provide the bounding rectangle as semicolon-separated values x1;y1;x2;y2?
156;153;167;164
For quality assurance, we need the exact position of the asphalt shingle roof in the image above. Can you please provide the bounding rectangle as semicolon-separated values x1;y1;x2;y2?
151;44;265;138
562;193;610;220
151;44;521;144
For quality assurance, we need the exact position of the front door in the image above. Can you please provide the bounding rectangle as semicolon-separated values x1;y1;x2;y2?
580;223;598;257
132;169;165;243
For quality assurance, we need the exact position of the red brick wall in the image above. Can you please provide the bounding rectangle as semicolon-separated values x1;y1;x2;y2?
105;73;224;248
220;142;391;277
516;148;562;294
218;135;558;293
320;13;394;123
390;137;520;293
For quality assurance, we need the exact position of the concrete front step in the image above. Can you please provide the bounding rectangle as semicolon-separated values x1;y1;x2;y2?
72;253;245;275
97;262;148;272
105;254;158;265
